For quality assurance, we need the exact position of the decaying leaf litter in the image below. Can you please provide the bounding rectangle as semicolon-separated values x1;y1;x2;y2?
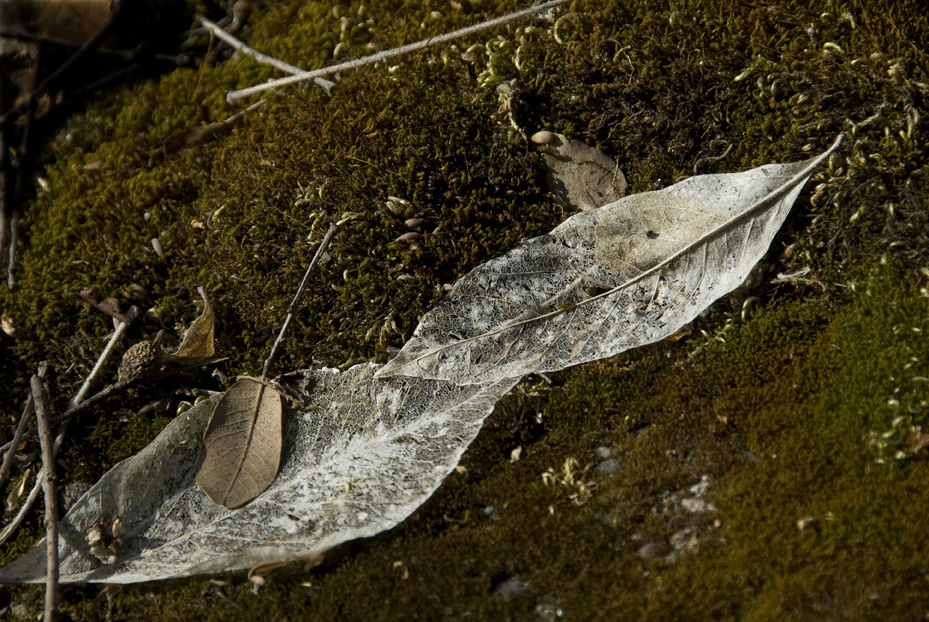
0;136;842;583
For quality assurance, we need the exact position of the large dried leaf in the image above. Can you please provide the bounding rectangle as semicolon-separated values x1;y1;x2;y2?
196;378;283;509
375;138;842;384
0;366;518;583
534;131;627;211
0;139;840;583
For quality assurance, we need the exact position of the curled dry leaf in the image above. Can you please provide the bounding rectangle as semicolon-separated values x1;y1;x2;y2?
533;131;627;211
196;378;283;509
375;137;842;384
167;287;215;363
0;138;840;583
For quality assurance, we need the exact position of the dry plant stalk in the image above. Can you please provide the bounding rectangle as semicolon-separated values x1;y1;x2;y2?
226;0;570;102
31;374;58;621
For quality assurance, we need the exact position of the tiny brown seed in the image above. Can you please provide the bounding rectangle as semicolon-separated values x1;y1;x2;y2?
396;232;424;242
405;218;431;229
531;130;555;144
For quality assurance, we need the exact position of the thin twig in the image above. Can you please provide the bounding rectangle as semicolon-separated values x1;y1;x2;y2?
54;356;227;426
70;306;138;407
6;39;42;290
0;385;38;498
226;0;570;103
200;18;335;92
261;223;340;378
0;79;12;264
31;375;59;622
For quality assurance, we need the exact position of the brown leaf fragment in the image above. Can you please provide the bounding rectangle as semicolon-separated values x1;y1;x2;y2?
167;287;214;364
0;0;114;47
78;288;131;324
196;378;282;509
536;131;627;211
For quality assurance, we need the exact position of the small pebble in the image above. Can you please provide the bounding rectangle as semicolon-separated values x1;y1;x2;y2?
594;446;612;459
596;458;619;474
151;237;164;257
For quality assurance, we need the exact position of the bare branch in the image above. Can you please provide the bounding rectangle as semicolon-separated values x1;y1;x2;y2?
69;306;138;407
201;18;335;92
226;0;570;103
31;375;59;621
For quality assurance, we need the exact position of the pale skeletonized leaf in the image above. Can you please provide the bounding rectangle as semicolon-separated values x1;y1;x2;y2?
0;365;519;583
375;137;842;385
533;131;627;211
196;378;283;509
0;139;840;584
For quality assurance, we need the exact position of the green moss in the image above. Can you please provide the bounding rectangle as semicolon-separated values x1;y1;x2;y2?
0;0;928;618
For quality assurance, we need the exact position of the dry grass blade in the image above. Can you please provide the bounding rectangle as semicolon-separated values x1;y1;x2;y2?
196;378;282;509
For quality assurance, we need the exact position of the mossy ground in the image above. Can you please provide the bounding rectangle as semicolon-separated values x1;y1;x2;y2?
0;0;928;619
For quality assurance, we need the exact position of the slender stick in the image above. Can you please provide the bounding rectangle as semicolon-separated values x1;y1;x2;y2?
0;364;46;507
261;223;339;379
0;393;35;500
227;0;570;103
200;18;335;92
0;74;12;265
69;306;138;408
6;40;42;290
31;375;58;621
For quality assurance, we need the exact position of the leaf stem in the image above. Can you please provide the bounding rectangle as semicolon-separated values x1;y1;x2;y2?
261;223;340;379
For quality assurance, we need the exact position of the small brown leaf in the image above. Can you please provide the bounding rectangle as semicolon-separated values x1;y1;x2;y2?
6;467;33;511
168;287;215;363
536;131;627;211
197;378;282;509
